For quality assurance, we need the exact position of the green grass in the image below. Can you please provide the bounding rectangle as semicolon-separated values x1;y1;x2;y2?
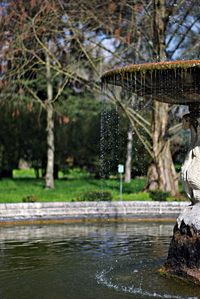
0;168;185;203
0;168;150;203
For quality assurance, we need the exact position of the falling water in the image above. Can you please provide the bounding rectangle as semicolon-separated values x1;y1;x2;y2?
100;99;119;180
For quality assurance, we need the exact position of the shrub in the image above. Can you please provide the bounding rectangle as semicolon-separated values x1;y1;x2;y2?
123;183;133;194
22;195;39;203
82;191;112;201
149;190;170;201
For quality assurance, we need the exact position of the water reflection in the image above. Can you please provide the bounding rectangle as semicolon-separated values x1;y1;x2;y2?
0;222;199;299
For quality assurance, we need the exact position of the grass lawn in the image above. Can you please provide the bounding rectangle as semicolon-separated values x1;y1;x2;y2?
0;168;151;203
0;168;185;203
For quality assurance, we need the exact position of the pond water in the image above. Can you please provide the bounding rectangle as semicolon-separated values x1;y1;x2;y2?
0;222;199;299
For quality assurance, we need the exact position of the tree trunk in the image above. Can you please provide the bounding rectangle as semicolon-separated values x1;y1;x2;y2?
145;0;179;196
152;101;179;195
34;167;40;179
45;52;54;189
144;163;158;191
125;124;133;183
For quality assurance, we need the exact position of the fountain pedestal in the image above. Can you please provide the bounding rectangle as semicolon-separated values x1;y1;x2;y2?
163;204;200;284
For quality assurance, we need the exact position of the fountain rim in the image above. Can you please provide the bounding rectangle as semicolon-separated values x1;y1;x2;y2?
101;59;200;82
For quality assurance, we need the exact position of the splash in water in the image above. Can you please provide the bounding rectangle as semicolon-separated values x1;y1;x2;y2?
96;267;198;299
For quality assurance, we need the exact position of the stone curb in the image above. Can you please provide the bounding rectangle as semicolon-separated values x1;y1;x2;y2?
0;201;188;223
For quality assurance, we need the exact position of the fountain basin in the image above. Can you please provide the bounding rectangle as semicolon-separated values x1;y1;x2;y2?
0;201;188;224
101;60;200;104
0;222;199;299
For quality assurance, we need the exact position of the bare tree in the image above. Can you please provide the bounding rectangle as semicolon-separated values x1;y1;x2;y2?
101;0;200;196
1;1;95;188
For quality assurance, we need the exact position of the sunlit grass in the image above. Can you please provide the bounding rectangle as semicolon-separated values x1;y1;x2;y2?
0;168;184;203
0;168;149;203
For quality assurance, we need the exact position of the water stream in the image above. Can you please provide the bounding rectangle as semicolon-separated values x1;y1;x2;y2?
0;222;199;299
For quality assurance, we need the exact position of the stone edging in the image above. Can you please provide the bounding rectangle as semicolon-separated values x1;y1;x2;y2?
0;201;188;223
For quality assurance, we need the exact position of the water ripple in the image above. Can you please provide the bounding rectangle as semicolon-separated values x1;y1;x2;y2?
96;268;198;299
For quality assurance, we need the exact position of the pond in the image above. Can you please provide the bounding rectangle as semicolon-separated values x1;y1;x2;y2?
0;222;199;299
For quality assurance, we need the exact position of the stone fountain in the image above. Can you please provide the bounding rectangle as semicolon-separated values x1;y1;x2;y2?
101;59;200;284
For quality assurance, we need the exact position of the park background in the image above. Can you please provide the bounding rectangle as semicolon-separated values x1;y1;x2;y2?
0;0;199;203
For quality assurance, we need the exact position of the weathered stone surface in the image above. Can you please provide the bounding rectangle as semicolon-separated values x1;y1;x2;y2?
177;203;200;230
164;203;200;284
0;201;187;223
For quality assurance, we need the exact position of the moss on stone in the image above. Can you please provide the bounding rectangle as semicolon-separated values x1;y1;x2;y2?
158;266;169;277
158;265;200;286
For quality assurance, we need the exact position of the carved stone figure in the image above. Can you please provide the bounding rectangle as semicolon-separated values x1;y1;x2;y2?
181;111;200;204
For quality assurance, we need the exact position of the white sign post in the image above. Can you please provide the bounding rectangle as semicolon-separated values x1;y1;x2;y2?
118;164;124;201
